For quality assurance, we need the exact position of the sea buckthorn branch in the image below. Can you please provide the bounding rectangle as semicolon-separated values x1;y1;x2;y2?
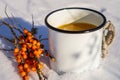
13;29;47;80
0;10;56;80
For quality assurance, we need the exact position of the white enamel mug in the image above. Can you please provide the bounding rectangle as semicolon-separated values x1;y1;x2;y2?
45;8;115;74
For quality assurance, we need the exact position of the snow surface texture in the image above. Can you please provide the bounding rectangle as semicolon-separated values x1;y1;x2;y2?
0;0;120;80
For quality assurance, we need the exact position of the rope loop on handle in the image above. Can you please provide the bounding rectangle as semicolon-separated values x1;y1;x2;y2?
102;21;115;58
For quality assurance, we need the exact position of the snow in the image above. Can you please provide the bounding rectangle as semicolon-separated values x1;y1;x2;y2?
0;0;120;80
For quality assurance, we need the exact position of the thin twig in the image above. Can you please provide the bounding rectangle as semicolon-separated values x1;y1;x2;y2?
0;15;19;41
37;66;47;80
5;6;15;27
44;50;55;61
0;34;14;43
36;58;42;80
13;26;24;35
32;14;35;29
11;14;24;30
10;14;25;36
36;57;46;80
2;21;19;40
7;56;15;59
39;35;42;40
37;69;42;80
31;15;38;35
0;48;13;51
5;7;24;36
2;7;21;41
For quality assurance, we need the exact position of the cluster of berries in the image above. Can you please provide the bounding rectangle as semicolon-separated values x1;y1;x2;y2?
13;29;50;80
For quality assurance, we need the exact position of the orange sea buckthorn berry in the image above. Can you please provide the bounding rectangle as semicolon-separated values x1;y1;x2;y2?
32;40;37;45
33;50;38;55
22;44;27;48
36;54;40;58
38;49;44;54
33;51;40;58
20;71;26;77
14;52;18;56
19;69;24;73
22;47;27;52
29;39;33;43
27;36;32;41
14;47;19;53
17;58;22;63
24;63;29;69
27;32;32;36
36;42;40;47
23;54;27;59
38;63;44;69
32;45;37;50
21;52;26;55
27;43;32;48
25;68;30;73
23;75;29;80
18;64;23;71
23;29;28;34
31;67;36;72
16;55;21;59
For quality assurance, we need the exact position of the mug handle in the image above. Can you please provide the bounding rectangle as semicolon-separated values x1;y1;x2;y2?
102;21;116;58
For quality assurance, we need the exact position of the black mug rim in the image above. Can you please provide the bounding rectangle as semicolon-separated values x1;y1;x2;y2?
45;7;106;34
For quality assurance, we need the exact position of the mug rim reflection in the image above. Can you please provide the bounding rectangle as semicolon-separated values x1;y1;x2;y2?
45;7;106;34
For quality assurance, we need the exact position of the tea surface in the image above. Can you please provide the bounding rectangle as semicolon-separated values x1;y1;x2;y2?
58;22;96;31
